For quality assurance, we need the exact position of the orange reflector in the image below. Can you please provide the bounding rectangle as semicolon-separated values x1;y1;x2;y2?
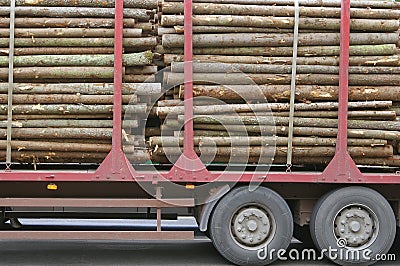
47;183;58;190
186;184;195;190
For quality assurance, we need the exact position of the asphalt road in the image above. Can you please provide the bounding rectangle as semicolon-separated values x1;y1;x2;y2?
0;219;399;265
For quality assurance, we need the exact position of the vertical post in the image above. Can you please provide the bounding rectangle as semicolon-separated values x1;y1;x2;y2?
156;187;162;232
183;0;195;158
112;0;124;173
6;0;15;166
336;0;351;175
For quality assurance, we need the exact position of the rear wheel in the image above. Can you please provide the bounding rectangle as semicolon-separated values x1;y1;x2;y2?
209;186;293;265
310;186;396;265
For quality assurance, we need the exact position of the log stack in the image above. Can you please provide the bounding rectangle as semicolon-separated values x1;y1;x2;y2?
149;0;400;167
0;0;161;164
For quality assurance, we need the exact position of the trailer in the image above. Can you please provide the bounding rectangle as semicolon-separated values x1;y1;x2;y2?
0;0;400;265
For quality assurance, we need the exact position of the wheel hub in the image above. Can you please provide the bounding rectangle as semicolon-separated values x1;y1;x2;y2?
232;207;271;247
334;207;375;247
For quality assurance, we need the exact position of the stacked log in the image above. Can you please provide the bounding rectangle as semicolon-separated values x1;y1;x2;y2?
149;0;400;167
0;1;161;164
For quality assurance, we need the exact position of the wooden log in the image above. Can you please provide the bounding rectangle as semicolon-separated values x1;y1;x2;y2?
0;151;108;163
0;0;158;9
164;0;400;9
0;7;152;20
0;128;113;139
0;37;158;48
189;124;400;140
159;26;294;35
0;67;115;79
0;140;111;153
164;54;400;66
0;94;134;104
0;114;113;120
0;28;143;38
161;2;400;19
162;33;398;48
171;63;400;75
149;136;387;147
125;66;158;75
161;15;399;32
154;145;394;158
124;74;156;83
164;72;400;86
156;101;392;116
0;51;153;67
0;104;146;115
0;83;161;95
156;44;397;56
186;115;400;131
270;110;397;120
0;17;136;28
188;85;400;101
2;47;115;55
0;120;139;129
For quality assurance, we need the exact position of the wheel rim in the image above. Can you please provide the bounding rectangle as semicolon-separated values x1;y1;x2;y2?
333;204;379;249
230;204;276;250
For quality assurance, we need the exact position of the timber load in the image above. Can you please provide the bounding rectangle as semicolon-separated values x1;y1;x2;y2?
0;0;160;164
149;0;400;167
1;0;400;168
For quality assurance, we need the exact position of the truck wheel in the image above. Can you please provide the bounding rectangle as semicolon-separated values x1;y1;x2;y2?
209;186;293;265
310;186;396;265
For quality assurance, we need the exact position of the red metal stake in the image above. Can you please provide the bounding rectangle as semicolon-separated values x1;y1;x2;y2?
166;0;211;181
322;0;363;182
95;0;136;180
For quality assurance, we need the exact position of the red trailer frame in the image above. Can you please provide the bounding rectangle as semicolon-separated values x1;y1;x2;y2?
0;1;399;186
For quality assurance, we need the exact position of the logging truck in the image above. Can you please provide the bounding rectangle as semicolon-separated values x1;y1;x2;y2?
1;0;400;265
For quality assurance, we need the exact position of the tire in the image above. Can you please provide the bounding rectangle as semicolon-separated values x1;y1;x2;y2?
310;186;396;265
209;186;293;265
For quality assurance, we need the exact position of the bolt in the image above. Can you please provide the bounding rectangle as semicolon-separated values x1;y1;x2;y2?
258;236;262;240
365;230;370;234
250;238;253;243
353;237;357;243
346;213;352;218
263;231;267;234
242;235;246;239
341;220;346;225
237;228;242;232
340;229;345;233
